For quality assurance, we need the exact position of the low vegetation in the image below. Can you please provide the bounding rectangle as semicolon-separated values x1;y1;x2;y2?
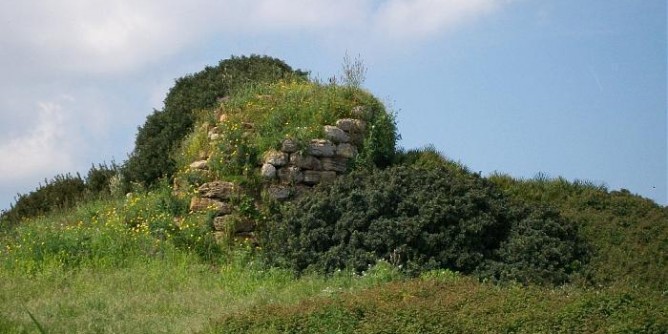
263;155;588;286
1;55;665;333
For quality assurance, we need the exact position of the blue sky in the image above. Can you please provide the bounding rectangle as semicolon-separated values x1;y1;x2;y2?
0;0;665;210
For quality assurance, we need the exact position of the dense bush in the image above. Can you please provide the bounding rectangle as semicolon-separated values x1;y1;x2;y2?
123;55;308;187
490;173;668;290
262;157;587;285
1;164;122;227
1;174;86;227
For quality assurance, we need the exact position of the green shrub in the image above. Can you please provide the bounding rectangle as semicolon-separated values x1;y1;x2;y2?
261;159;587;285
1;174;86;227
490;173;668;290
84;162;121;197
123;55;307;188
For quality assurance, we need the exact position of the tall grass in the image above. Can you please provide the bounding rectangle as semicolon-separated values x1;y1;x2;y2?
0;192;401;333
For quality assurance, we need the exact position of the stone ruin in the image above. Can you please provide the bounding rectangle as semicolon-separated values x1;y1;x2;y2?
182;107;368;242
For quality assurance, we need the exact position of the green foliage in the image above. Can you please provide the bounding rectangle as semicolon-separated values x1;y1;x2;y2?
175;80;397;188
1;163;123;228
206;277;667;334
261;156;587;285
84;162;121;196
0;201;398;333
1;173;86;227
489;173;668;290
124;55;307;188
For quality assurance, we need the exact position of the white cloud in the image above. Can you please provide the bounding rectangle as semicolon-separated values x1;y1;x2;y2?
0;0;516;209
0;98;77;183
373;0;502;40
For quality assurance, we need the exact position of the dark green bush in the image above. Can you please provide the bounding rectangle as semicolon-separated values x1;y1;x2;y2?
84;162;120;196
1;174;86;226
123;55;307;187
262;159;587;285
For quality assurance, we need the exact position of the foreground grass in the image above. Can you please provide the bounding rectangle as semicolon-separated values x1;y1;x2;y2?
1;173;666;333
206;273;667;333
0;195;399;333
0;256;400;333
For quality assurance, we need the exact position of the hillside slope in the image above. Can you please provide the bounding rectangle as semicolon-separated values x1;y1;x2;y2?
1;56;666;333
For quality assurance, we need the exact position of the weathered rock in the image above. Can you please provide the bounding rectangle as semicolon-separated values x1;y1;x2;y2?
189;197;232;215
263;150;288;167
308;139;335;157
290;153;322;170
336;143;358;159
281;139;299;153
198;181;236;200
219;113;228;123
321;157;348;173
323;125;350;143
267;185;291;200
277;166;304;184
208;126;221;140
335;118;367;133
189;160;208;170
261;163;277;179
213;215;256;233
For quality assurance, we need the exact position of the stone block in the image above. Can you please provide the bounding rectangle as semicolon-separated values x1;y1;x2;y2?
261;163;277;179
290;153;322;170
189;160;208;170
335;118;367;133
277;166;304;184
336;143;358;158
198;181;236;200
281;139;299;153
308;139;335;157
323;125;350;143
189;197;232;215
321;157;348;173
263;150;288;167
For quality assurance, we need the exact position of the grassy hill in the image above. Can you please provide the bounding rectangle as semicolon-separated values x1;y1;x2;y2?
1;56;666;333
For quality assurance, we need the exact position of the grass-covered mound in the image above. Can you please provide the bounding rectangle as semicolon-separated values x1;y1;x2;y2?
1;55;666;333
262;150;588;285
174;79;397;192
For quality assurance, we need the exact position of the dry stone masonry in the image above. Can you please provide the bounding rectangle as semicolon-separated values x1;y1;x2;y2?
185;107;368;241
261;118;366;200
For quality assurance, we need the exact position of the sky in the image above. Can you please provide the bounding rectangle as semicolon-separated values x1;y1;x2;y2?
0;0;665;211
